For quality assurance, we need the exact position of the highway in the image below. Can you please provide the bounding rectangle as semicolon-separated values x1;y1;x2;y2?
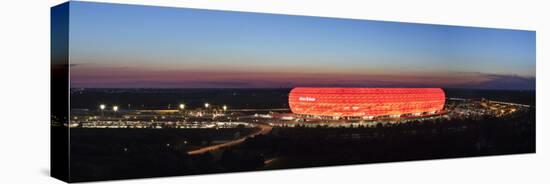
187;123;272;155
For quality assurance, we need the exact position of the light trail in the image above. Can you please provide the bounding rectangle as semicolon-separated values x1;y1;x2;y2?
187;123;272;155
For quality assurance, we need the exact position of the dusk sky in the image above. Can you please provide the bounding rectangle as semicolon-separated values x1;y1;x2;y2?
68;1;535;89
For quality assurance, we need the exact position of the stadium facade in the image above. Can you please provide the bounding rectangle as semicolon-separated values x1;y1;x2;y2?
288;87;445;119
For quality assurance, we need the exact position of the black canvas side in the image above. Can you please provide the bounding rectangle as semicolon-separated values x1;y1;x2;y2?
51;2;70;183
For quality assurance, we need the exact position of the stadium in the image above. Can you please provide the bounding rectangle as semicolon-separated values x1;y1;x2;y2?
288;87;446;120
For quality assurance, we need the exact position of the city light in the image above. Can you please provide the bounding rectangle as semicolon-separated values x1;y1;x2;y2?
113;106;119;112
179;104;185;110
100;104;106;116
223;105;227;111
204;103;210;108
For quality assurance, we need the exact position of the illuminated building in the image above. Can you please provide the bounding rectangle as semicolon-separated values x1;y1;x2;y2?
288;87;445;119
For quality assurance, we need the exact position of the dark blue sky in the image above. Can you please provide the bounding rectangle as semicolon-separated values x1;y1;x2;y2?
67;1;536;89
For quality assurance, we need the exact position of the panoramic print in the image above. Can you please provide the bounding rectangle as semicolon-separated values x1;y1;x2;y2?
51;1;535;182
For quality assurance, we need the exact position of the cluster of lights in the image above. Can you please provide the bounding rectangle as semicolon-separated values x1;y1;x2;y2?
203;103;228;111
99;103;228;112
99;104;119;112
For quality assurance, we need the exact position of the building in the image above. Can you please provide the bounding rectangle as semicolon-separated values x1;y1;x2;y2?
288;87;445;119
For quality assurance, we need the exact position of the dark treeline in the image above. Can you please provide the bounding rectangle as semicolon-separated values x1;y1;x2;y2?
70;88;291;110
69;88;535;110
444;88;535;105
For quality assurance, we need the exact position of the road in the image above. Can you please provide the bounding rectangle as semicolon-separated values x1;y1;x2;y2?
187;123;272;155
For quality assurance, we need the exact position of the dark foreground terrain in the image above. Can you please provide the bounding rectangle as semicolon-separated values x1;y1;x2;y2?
66;108;535;182
253;109;535;170
68;128;258;181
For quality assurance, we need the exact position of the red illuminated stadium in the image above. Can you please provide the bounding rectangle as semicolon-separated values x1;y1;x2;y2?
288;88;445;119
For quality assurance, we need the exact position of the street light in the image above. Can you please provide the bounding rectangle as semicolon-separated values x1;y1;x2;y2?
204;103;210;116
113;106;119;112
99;104;106;116
179;104;185;110
223;105;227;111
